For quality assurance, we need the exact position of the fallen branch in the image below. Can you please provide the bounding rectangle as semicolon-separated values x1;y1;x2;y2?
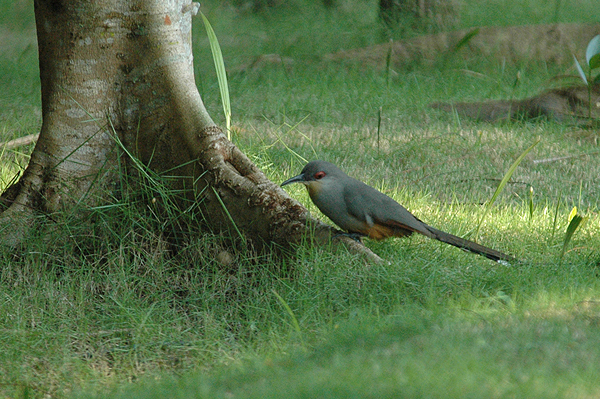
1;133;39;151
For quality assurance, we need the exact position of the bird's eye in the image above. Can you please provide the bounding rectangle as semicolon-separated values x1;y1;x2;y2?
314;171;326;179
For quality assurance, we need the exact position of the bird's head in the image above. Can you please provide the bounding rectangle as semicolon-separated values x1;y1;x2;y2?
281;160;343;197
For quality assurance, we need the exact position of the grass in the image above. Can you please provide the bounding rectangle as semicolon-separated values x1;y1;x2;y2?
75;306;600;398
2;0;600;398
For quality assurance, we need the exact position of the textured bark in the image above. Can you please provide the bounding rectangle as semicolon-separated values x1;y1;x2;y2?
0;0;381;262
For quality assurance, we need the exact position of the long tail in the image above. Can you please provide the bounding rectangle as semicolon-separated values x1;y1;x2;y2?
425;226;516;263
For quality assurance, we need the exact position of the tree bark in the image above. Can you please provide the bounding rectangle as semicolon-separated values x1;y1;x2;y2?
0;0;381;262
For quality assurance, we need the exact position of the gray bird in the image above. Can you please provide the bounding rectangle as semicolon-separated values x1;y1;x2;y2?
281;160;515;263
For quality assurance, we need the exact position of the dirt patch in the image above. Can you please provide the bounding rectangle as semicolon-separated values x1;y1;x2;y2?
430;85;600;123
324;23;600;69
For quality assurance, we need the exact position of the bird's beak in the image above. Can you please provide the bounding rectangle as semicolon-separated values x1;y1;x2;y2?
281;173;306;187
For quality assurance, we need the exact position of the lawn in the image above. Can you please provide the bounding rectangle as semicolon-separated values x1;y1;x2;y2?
1;0;600;398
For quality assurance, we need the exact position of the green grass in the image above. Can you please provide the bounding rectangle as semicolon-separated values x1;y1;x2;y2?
2;0;600;398
75;306;600;399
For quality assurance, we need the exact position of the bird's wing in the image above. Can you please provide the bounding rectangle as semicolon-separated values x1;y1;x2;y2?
343;179;431;237
344;180;431;236
342;179;376;225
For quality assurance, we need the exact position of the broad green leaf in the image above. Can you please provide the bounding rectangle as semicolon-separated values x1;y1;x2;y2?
573;55;588;85
589;53;600;70
585;34;600;67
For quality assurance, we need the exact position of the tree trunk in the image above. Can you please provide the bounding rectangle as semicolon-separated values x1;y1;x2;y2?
0;0;380;261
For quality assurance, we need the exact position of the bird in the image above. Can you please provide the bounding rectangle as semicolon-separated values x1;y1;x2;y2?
281;160;515;263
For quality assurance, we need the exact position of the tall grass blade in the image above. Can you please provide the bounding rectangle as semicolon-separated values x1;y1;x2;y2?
385;39;393;88
550;198;561;241
272;289;301;335
201;12;232;140
211;186;246;245
377;106;382;153
528;186;534;222
264;114;312;162
452;28;479;53
475;139;539;239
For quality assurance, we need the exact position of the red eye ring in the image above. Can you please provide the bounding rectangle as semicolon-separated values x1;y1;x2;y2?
314;171;326;179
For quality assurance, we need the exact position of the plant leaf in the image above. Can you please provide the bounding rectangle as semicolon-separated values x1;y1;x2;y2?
567;206;577;222
560;211;587;259
585;34;600;67
589;54;600;70
573;55;588;85
200;12;232;140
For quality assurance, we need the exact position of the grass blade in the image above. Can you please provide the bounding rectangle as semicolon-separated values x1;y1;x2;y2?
200;12;232;140
527;186;534;223
385;39;393;88
211;186;246;245
272;289;302;335
550;198;561;242
475;139;539;239
452;28;480;53
377;106;382;153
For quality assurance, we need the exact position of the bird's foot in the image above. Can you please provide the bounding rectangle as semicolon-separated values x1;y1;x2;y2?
332;232;364;243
